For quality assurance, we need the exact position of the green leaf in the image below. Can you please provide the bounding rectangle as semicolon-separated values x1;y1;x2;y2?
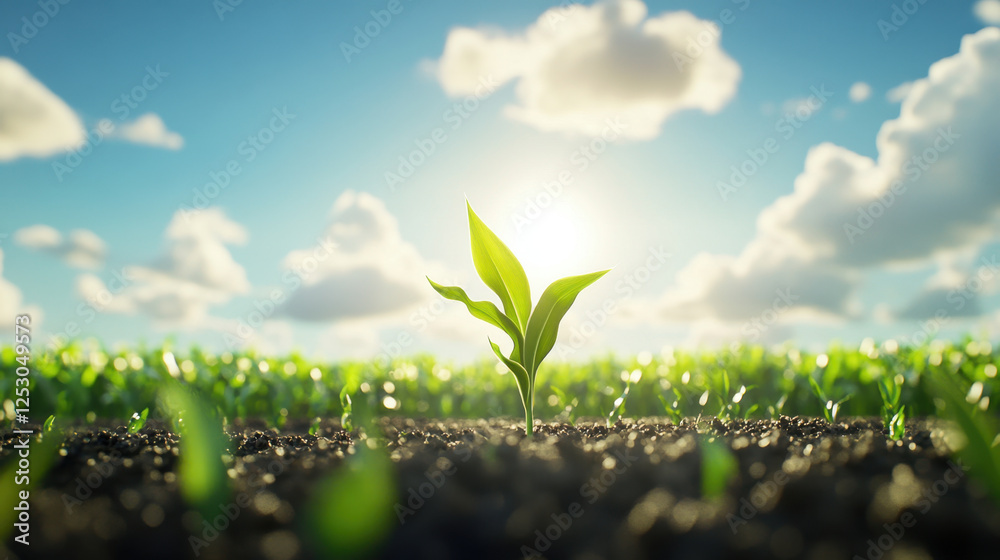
523;270;609;377
700;436;738;500
306;445;396;558
489;338;532;417
428;277;524;361
159;385;230;517
128;407;148;434
927;372;1000;503
43;414;55;432
466;201;532;332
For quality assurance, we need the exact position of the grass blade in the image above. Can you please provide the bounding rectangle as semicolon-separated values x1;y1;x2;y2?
428;277;524;361
467;201;532;332
523;270;609;377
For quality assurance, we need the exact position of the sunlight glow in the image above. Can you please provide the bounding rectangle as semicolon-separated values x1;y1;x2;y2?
512;206;588;287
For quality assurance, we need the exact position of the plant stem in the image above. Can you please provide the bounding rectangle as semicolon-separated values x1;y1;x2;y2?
524;378;534;437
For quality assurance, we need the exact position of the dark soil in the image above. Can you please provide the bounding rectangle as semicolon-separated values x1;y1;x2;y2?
3;416;1000;560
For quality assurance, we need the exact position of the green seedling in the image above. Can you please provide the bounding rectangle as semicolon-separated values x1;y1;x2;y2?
43;414;56;432
309;417;322;436
340;386;354;432
550;386;579;426
723;384;758;420
428;201;609;436
606;370;642;426
128;407;149;434
807;374;850;424
877;375;906;440
766;394;788;420
658;388;684;424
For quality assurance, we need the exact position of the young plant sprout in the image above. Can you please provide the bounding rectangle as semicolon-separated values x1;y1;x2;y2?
43;414;56;433
877;375;906;441
659;388;684;425
340;386;354;432
428;201;609;436
808;375;850;424
550;386;579;426
128;407;149;434
606;369;642;427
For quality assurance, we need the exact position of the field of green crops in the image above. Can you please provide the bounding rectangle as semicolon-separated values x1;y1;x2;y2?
2;337;997;427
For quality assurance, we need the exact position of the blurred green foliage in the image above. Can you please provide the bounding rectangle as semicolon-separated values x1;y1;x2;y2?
0;337;996;424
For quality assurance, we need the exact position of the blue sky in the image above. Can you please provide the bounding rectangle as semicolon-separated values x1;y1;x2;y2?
2;0;1000;361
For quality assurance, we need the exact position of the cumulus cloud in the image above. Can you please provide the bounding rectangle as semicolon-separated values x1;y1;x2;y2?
14;225;106;269
661;28;1000;325
0;249;43;332
0;57;85;161
886;81;914;103
849;81;871;103
109;113;183;150
432;0;740;140
975;0;1000;24
889;256;1000;321
76;209;250;327
280;191;434;322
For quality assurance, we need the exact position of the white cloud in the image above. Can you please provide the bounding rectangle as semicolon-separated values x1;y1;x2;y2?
849;81;871;103
0;249;43;332
886;81;914;103
77;209;250;327
432;0;740;140
14;225;107;269
975;0;1000;24
109;113;183;150
280;191;436;321
0;57;85;161
661;27;1000;326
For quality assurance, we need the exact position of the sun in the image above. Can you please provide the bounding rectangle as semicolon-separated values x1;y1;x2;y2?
512;206;587;287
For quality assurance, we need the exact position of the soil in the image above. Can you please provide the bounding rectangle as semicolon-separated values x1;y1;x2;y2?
3;416;1000;560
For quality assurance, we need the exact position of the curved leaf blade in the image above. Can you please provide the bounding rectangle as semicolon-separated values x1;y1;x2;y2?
489;337;532;418
428;277;523;361
467;201;532;332
523;269;609;377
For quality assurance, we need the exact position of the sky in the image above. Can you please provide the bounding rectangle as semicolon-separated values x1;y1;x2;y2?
2;0;1000;363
